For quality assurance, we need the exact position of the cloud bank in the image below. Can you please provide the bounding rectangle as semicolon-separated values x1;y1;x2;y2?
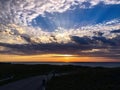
0;19;120;44
0;19;120;60
0;0;120;60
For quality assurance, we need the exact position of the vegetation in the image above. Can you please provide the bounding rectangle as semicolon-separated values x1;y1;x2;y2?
46;67;120;90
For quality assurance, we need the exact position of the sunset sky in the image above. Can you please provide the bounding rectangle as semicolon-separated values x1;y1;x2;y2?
0;0;120;62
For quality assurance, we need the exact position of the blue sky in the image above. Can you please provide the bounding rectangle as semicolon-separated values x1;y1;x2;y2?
32;4;120;31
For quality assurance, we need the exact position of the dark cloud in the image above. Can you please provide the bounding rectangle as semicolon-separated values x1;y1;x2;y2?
20;34;32;43
71;36;90;45
92;36;116;46
111;29;120;33
0;42;86;55
0;40;120;59
71;35;120;47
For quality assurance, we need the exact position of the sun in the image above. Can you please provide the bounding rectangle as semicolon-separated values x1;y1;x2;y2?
57;54;73;57
55;54;73;62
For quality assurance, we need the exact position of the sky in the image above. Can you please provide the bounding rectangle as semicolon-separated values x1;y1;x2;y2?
0;0;120;62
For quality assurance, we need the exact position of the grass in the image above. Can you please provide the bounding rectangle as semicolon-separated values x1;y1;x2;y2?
46;67;120;90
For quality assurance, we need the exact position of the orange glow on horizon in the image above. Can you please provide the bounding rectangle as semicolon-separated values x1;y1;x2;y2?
0;54;119;62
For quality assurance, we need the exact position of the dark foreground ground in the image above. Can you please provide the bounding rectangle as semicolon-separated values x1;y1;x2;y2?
0;76;46;90
0;63;120;90
46;67;120;90
0;62;78;86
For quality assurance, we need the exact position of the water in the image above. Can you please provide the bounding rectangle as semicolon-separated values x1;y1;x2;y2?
11;62;120;68
71;62;120;68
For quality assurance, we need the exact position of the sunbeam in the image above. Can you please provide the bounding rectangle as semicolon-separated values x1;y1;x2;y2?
0;0;120;62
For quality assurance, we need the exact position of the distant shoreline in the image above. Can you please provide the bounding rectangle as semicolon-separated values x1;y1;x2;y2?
1;62;120;68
